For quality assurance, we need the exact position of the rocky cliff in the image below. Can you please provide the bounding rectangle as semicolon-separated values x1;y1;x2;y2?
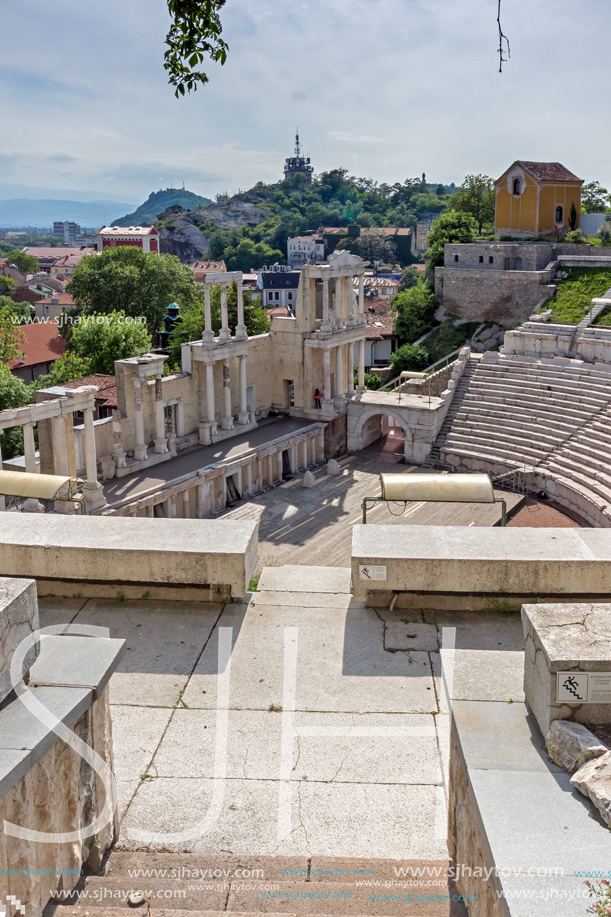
157;196;272;262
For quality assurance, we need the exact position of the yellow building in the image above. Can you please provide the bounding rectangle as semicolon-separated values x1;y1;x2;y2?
495;161;583;237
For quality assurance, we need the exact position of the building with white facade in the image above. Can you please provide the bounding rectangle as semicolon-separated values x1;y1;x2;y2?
287;233;326;269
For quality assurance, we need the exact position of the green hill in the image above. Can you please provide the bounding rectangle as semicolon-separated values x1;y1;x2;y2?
111;188;211;227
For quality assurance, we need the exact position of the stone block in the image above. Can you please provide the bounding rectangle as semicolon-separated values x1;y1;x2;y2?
0;578;38;706
571;751;611;825
546;720;608;773
326;459;340;475
522;603;611;737
302;470;315;488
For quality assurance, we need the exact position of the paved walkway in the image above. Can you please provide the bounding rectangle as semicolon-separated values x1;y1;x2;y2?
104;417;315;505
38;571;524;873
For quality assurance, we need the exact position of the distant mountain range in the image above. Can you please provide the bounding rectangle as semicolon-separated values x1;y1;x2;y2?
0;182;140;204
111;189;212;227
0;198;135;228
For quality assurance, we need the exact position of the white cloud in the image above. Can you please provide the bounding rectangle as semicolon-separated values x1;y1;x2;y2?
329;132;383;145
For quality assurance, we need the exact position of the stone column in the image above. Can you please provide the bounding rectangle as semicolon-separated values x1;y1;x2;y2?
203;285;214;343
318;429;325;462
323;349;331;403
237;354;249;424
112;410;127;468
52;416;69;476
219;284;231;341
176;400;185;437
358;273;365;321
235;279;247;340
221;360;234;430
133;378;148;462
206;363;217;432
347;344;355;396
277;451;284;481
357;339;365;392
183;490;190;518
245;461;253;496
321;277;331;332
335;345;344;404
153;375;168;454
23;422;41;513
0;436;4;510
83;407;106;512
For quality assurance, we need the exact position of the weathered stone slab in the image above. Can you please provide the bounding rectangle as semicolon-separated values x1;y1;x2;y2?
352;526;611;602
0;577;38;705
546;720;608;773
522;603;611;735
571;750;611;825
258;565;351;594
385;621;438;652
29;634;125;699
0;516;258;598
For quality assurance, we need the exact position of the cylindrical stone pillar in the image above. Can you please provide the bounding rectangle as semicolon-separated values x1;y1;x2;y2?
238;354;249;424
203;285;214;343
133;378;148;461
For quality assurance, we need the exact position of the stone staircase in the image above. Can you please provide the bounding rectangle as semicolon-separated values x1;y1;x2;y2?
46;853;468;917
422;356;482;468
426;352;611;524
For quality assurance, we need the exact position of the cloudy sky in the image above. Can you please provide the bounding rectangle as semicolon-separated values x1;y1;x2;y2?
2;0;610;203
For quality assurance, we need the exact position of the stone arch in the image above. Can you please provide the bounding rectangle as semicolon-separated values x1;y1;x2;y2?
347;405;413;459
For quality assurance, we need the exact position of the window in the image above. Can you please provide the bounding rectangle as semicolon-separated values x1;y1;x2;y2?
275;291;280;300
454;254;459;262
489;256;494;264
513;178;521;195
479;255;484;263
44;305;49;315
287;292;293;300
555;205;564;223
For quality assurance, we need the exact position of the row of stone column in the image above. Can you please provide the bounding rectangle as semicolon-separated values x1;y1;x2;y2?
322;340;366;408
202;281;247;344
0;407;101;513
205;355;249;435
321;274;365;333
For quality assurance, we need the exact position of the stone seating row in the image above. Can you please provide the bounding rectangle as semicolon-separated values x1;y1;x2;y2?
469;373;611;401
476;368;611;394
455;407;576;440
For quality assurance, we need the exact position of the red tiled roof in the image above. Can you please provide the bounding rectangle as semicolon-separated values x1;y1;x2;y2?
61;374;118;409
33;292;75;307
8;323;66;370
268;305;292;318
191;260;226;271
365;314;397;341
500;161;583;184
24;246;90;261
365;297;394;315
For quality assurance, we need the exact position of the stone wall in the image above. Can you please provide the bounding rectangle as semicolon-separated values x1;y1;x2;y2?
396;361;456;397
0;687;116;916
502;323;611;363
444;242;555;272
0;579;38;705
435;267;555;324
323;413;347;458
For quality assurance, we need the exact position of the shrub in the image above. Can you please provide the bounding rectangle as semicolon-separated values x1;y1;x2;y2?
390;344;430;375
565;229;586;244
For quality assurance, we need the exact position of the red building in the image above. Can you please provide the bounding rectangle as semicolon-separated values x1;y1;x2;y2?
96;226;159;254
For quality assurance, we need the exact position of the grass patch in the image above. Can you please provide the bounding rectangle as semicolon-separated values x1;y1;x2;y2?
425;319;481;365
549;267;611;324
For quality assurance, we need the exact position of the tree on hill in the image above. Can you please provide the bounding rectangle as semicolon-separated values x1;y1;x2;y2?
582;181;611;214
67;311;152;376
450;175;495;235
357;229;397;264
222;239;284;272
399;266;421;291
111;188;212;227
425;211;476;277
67;247;200;334
0;276;17;295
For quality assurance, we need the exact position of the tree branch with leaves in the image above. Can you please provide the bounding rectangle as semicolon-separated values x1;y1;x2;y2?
165;0;228;96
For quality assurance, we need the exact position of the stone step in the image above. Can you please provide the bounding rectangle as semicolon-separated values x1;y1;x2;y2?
441;445;535;472
544;461;611;504
62;877;459;916
449;418;564;447
452;408;577;435
466;382;607;408
443;432;548;463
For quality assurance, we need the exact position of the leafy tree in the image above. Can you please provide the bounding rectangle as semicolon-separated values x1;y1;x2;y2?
569;203;578;232
67;247;199;334
169;284;270;351
0;306;26;365
0;365;32;458
357;228;397;264
582;181;610;214
450;175;495;234
223;238;283;272
390;343;430;375
0;296;33;322
425;211;475;276
393;283;437;344
67;311;152;375
0;276;16;295
32;352;92;389
399;266;421;292
7;251;39;274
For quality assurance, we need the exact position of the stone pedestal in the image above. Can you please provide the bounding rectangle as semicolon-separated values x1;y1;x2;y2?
522;603;611;736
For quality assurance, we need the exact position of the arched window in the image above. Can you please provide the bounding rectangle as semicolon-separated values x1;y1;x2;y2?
513;178;521;195
555;205;564;223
